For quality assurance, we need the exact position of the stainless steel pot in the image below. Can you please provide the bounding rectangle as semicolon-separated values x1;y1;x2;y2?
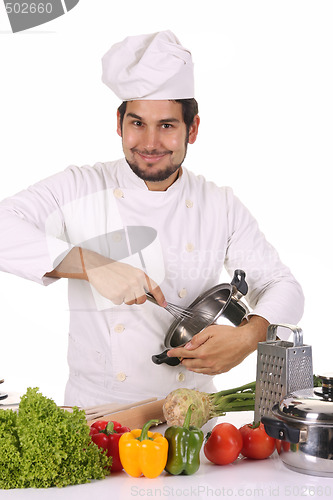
262;375;333;477
152;270;249;366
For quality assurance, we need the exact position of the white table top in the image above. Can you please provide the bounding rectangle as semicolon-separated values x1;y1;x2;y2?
0;411;332;500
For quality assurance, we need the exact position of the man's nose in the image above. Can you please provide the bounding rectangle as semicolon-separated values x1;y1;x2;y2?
142;127;159;150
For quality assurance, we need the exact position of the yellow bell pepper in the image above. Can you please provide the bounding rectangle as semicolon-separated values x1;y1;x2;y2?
119;419;168;478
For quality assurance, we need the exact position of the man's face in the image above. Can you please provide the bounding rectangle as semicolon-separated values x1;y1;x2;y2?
117;100;199;191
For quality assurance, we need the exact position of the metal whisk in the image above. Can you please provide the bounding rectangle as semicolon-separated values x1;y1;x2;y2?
145;292;194;320
178;310;219;337
145;292;217;334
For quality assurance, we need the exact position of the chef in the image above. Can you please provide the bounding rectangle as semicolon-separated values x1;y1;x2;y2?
0;31;304;407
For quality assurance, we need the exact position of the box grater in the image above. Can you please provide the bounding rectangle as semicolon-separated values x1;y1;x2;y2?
254;323;313;423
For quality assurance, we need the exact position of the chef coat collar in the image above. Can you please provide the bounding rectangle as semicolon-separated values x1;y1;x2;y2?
119;157;185;193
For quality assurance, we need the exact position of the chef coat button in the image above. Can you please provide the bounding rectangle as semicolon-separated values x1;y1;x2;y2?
178;288;187;298
116;372;126;382
113;188;124;199
177;372;185;382
114;324;125;333
185;242;195;253
185;199;193;208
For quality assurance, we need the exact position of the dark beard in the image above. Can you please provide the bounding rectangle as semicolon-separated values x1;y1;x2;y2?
125;140;188;183
125;158;183;182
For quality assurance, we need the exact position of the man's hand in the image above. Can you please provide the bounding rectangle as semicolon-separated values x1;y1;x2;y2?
166;315;269;375
85;252;166;306
45;247;166;307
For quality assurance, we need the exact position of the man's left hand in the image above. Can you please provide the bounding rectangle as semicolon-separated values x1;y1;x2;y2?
166;316;269;375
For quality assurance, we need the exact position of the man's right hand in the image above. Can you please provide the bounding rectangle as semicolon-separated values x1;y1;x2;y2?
44;247;166;307
84;250;166;306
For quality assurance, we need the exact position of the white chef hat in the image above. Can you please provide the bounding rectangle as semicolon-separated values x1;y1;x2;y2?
101;30;194;101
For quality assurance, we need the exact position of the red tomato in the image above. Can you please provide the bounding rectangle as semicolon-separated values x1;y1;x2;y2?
239;422;276;459
275;439;290;454
204;423;243;465
275;438;281;455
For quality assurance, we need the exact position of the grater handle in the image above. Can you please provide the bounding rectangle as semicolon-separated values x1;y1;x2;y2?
266;323;303;346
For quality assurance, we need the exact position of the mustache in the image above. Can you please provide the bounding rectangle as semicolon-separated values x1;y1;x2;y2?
131;148;172;156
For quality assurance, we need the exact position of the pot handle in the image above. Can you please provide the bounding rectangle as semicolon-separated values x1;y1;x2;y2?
151;349;181;366
266;323;303;347
231;269;248;297
261;416;300;443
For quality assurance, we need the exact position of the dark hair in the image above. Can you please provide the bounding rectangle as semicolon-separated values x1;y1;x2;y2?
117;98;199;133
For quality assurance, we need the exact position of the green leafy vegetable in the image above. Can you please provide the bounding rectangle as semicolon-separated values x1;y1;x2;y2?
0;388;111;489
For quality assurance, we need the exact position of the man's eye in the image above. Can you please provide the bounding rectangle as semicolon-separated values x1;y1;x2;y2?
162;123;172;129
133;121;142;126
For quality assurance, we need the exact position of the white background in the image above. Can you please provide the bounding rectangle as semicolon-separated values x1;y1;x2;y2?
0;0;332;405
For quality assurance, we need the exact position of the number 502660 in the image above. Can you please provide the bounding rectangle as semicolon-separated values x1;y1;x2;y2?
285;485;331;496
5;3;53;14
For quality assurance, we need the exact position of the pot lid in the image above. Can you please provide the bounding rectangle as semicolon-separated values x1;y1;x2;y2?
273;375;333;425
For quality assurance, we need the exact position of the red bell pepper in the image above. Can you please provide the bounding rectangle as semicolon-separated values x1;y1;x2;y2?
89;420;131;472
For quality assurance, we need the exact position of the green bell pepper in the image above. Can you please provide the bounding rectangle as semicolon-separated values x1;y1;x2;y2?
164;404;204;475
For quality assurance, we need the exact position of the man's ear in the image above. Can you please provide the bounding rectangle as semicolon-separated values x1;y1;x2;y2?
188;115;200;144
116;110;122;137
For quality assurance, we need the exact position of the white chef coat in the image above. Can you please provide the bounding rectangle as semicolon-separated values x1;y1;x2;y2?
0;158;304;406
